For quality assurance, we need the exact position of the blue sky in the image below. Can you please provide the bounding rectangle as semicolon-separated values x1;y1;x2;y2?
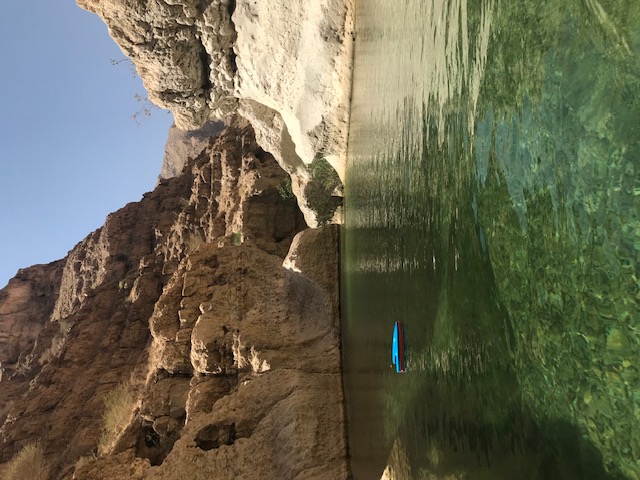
0;1;174;288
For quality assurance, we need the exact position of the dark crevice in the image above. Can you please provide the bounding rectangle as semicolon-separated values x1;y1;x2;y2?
228;48;237;74
199;50;212;91
227;0;236;17
195;423;237;451
227;0;238;74
135;417;185;466
144;427;161;448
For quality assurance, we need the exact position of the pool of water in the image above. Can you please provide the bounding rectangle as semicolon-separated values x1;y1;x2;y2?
341;1;640;478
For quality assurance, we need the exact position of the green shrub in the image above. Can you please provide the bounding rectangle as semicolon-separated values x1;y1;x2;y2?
4;443;49;480
309;156;339;189
305;157;343;225
276;177;295;199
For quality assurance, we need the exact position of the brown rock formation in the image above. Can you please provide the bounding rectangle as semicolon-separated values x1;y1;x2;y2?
0;121;348;479
0;261;63;383
159;121;225;181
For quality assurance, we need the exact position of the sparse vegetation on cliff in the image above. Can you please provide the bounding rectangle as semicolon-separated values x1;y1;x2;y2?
305;157;343;225
110;57;168;125
185;231;205;253
277;177;295;200
232;231;243;246
3;443;49;480
99;383;137;452
73;453;97;473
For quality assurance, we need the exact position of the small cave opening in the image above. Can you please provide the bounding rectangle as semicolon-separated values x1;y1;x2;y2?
199;50;213;91
254;146;270;164
144;426;161;448
195;423;237;451
135;417;185;466
228;49;237;74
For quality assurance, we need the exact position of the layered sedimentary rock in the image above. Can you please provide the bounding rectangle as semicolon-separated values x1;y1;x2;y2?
0;121;348;479
76;0;353;226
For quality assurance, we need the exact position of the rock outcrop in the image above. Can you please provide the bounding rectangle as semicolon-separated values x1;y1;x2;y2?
76;0;354;227
0;121;348;479
0;262;63;383
159;121;225;181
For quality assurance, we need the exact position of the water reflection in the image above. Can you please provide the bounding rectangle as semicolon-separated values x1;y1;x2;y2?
343;0;639;478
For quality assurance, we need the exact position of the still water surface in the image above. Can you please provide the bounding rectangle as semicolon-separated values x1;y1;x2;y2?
341;1;640;479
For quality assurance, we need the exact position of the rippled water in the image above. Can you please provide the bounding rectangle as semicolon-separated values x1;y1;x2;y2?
341;1;640;479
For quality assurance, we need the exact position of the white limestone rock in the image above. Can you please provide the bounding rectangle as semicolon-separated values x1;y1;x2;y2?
233;0;353;181
77;0;238;128
76;0;354;226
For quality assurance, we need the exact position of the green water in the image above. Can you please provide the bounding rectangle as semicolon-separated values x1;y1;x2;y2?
341;1;640;479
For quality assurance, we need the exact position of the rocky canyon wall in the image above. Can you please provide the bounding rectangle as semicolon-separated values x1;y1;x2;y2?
0;0;354;475
76;0;354;227
0;121;348;479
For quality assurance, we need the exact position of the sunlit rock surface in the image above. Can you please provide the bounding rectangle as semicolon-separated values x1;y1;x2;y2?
0;121;347;479
77;0;354;226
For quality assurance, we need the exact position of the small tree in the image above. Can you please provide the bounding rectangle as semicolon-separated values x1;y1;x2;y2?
110;57;169;125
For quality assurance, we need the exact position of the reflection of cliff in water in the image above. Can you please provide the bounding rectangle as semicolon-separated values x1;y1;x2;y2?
343;0;640;478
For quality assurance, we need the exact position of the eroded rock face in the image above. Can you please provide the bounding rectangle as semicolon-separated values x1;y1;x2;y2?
160;121;225;181
131;233;346;480
0;122;347;479
76;0;238;128
75;0;353;226
234;0;353;181
0;262;63;381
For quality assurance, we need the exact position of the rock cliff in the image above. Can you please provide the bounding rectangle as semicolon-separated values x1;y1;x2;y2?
159;121;225;181
76;0;353;227
0;121;348;479
0;261;63;384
